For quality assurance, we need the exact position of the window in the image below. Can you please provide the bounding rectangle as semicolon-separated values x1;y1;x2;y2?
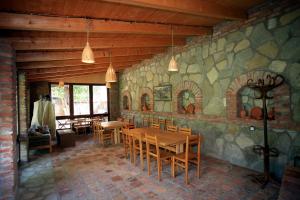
93;86;108;114
73;85;90;115
51;84;70;116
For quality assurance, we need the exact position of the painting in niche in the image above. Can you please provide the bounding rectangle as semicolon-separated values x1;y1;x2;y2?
154;85;172;101
141;94;150;111
123;95;129;110
179;90;195;114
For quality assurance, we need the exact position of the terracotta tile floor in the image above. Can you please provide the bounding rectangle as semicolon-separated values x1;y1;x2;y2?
17;136;280;200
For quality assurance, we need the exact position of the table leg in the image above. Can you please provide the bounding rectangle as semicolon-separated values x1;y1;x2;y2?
139;139;144;170
114;128;118;144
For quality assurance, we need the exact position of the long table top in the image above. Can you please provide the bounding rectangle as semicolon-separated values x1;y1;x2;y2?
129;127;196;147
100;121;126;129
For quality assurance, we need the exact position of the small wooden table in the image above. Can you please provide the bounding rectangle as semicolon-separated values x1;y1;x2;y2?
101;121;126;144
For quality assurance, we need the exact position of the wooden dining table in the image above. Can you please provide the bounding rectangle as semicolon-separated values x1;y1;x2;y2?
129;127;197;170
129;127;197;153
101;121;127;144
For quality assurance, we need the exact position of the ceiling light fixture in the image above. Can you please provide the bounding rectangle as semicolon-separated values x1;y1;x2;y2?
106;82;111;88
168;25;178;71
105;51;117;82
82;19;95;63
58;81;64;88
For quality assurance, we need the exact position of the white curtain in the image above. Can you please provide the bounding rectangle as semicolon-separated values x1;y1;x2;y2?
31;99;56;139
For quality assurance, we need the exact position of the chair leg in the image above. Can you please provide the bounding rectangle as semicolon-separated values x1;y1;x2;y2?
197;160;200;178
157;158;161;181
172;157;175;178
185;163;189;185
147;153;151;176
133;145;137;166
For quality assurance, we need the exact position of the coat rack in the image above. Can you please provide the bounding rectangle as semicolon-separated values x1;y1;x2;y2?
246;73;284;187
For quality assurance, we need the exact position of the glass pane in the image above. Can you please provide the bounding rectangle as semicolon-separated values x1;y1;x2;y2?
73;85;90;115
93;86;108;114
51;84;70;116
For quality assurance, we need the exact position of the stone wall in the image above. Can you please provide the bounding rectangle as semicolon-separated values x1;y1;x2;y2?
119;3;300;179
0;42;18;200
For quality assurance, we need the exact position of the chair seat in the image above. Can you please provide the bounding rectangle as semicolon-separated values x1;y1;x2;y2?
173;152;197;162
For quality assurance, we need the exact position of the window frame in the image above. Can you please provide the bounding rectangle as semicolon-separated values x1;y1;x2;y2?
49;82;110;120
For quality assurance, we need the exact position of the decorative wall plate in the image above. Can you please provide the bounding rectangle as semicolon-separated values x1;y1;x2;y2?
250;107;262;120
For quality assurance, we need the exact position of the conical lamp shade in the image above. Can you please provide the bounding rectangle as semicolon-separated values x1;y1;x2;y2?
82;42;95;63
106;82;111;88
58;81;64;88
168;56;178;71
105;63;117;82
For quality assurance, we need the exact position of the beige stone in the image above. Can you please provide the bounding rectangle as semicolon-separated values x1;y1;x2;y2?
269;60;287;73
225;42;235;52
216;60;228;71
280;8;300;25
234;39;250;53
202;44;209;59
246;53;270;70
217;38;226;51
245;26;253;37
207;67;219;85
257;41;279;59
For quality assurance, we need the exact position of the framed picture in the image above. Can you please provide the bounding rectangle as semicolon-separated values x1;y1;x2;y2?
154;85;172;101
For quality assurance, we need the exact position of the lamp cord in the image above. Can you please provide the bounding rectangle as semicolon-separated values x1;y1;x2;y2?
86;19;89;43
171;25;174;57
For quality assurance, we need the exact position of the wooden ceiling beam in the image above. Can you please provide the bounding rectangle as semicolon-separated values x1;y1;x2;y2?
26;67;128;81
22;61;139;75
0;12;211;36
17;55;149;69
6;36;185;50
16;47;166;62
102;0;247;20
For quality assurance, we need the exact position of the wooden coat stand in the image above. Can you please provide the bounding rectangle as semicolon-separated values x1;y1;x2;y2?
247;74;284;188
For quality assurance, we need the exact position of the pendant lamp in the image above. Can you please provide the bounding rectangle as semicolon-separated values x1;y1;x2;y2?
58;81;64;88
82;19;95;63
105;52;117;82
168;26;178;71
106;82;111;88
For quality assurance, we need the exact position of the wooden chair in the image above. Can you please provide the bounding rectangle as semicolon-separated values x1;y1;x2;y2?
178;127;192;135
165;119;173;130
96;124;114;145
73;119;87;135
159;119;166;130
172;135;201;184
167;125;177;132
152;117;159;126
145;134;174;181
122;127;133;162
151;123;160;129
142;117;150;127
92;122;101;141
132;133;146;170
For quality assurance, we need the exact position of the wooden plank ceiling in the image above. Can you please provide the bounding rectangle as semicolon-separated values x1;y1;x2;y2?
0;0;264;82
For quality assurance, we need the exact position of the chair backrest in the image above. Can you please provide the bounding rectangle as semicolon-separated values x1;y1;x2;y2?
145;134;159;157
152;117;159;124
167;125;177;132
151;123;160;129
189;135;201;159
142;117;150;127
179;127;192;135
94;122;104;133
165;119;173;127
127;123;135;129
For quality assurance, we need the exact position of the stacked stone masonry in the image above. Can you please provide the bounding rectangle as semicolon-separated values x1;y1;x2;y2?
0;42;17;200
119;2;300;179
